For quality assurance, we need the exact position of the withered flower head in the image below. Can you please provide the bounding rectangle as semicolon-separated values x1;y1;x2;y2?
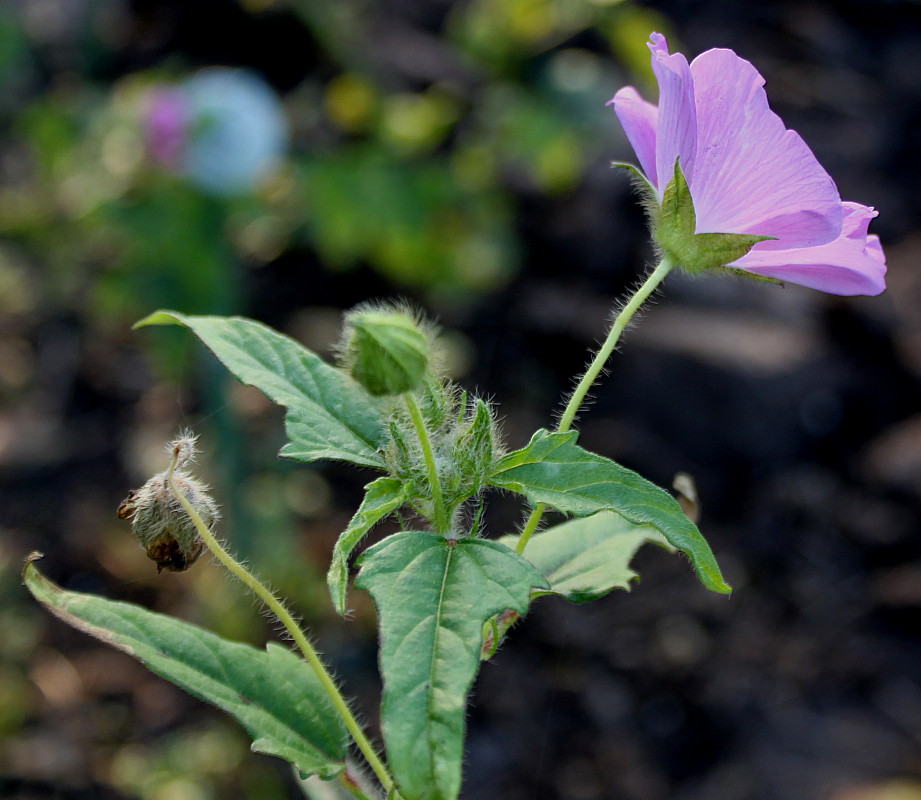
118;434;219;572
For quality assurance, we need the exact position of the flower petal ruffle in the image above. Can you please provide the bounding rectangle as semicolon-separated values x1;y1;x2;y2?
732;203;887;296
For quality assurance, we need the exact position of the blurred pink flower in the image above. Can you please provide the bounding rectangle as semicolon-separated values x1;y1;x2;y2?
144;87;188;170
609;33;886;296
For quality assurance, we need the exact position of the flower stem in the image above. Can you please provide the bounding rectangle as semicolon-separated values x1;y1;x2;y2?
516;255;674;554
166;452;395;795
404;392;449;535
557;255;674;433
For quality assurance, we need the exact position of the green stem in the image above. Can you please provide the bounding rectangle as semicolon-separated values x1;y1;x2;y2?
166;452;395;795
404;392;449;535
558;255;674;433
514;503;545;555
517;256;674;554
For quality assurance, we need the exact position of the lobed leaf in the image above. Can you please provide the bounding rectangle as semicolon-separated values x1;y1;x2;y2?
327;476;408;615
135;311;386;468
500;510;674;603
23;555;349;779
354;532;546;800
488;429;731;594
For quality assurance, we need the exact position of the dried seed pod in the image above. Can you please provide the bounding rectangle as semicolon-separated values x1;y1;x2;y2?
118;436;220;572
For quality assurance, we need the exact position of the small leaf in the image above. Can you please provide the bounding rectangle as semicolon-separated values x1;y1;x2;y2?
24;555;348;778
488;429;731;594
500;511;674;603
135;311;386;469
656;160;774;272
327;477;408;615
355;532;546;800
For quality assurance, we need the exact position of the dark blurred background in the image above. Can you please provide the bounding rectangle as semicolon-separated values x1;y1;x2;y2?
2;1;920;798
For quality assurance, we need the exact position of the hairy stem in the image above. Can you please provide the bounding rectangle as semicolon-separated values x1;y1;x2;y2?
514;503;545;555
557;255;674;433
166;452;395;794
517;255;675;554
404;392;449;535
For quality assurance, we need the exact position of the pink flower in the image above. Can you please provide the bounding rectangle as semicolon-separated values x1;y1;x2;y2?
609;33;886;296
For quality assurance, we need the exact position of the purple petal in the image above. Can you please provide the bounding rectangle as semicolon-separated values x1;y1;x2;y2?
608;87;659;186
648;33;696;196
687;47;842;248
732;202;887;296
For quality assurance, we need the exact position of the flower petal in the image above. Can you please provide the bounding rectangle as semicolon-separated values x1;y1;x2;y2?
732;202;887;296
648;33;697;197
608;87;659;186
687;47;842;248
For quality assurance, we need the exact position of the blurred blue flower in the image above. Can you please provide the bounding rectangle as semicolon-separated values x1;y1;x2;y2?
145;68;288;196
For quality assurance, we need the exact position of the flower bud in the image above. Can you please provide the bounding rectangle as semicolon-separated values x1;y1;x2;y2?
453;398;496;492
345;308;430;396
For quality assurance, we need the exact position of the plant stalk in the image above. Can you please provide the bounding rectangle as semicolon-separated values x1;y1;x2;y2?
516;255;675;554
166;452;395;795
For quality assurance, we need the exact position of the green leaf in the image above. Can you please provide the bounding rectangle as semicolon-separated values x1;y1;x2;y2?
327;477;408;615
488;429;731;594
23;555;349;779
500;510;674;603
655;159;774;273
135;311;386;469
355;532;547;800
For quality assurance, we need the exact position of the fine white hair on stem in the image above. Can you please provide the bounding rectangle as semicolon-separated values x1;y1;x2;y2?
167;429;199;469
554;266;665;430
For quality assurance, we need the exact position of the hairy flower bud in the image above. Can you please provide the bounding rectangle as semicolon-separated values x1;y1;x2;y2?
118;435;219;572
344;307;430;396
453;398;496;494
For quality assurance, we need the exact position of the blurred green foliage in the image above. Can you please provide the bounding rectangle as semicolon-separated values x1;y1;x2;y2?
0;0;676;318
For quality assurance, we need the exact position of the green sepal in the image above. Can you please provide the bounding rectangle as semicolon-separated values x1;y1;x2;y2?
327;477;408;615
487;429;731;594
655;160;775;273
355;532;547;800
718;266;785;286
611;160;658;202
446;398;496;505
23;554;349;779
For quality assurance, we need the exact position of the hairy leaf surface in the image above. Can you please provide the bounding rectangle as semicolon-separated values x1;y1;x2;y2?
24;555;348;778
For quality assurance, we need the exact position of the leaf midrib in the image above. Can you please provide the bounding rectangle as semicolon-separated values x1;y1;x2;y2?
426;541;454;792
